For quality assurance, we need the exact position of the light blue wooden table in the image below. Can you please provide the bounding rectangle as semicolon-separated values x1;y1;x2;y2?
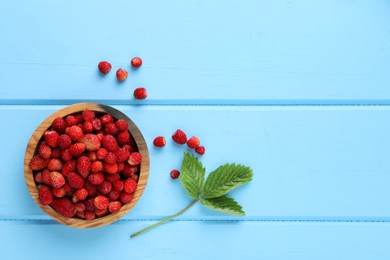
1;1;390;259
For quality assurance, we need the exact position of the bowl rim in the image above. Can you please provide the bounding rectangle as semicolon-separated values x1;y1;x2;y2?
24;103;150;228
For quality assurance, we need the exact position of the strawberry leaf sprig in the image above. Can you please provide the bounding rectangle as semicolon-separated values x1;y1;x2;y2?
131;152;253;238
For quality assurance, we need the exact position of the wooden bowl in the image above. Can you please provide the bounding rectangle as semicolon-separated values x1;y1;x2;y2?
24;103;149;228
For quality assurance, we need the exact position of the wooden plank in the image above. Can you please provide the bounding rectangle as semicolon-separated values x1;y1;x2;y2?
1;105;390;220
0;221;389;259
0;1;389;104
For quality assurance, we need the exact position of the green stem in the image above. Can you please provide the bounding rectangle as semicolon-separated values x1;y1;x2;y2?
130;198;200;238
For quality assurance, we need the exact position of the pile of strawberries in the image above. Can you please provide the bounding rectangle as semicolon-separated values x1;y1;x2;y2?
28;110;142;220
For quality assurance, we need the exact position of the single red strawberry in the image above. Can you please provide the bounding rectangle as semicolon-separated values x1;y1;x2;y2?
41;169;52;185
62;160;77;176
94;196;109;210
65;125;83;141
101;134;119;151
61;149;73;162
123;178;137;193
82;121;93;133
105;123;118;135
92;118;102;131
123;163;138;178
67;172;85;189
84;182;98;197
172;129;187;144
50;171;66;188
98;181;112;194
108;190;120;200
38;185;53;205
187;136;200;149
96;148;108;160
153;136;166;147
77;156;91;178
88;172;104;185
104;162;118;174
117;130;131;145
98;61;112;74
133;87;147;99
44;130;59;148
170;169;180;179
80;134;101;151
85;211;95;220
105;173;120;183
113;180;124;192
75;202;86;212
116;68;128;81
65;115;78;127
115;147;130;162
58;134;72;149
195;146;205;155
34;172;43;183
87;151;97;161
82;110;95;122
100;114;114;126
104;152;117;164
120;192;134;204
131;57;142;68
69;143;86;157
52;187;66;198
115;119;128;131
48;158;63;171
91;161;103;173
52;117;66;133
128;152;142;165
51;198;75;218
75;188;88;201
29;155;49;170
50;148;61;158
39;142;52;159
108;201;122;213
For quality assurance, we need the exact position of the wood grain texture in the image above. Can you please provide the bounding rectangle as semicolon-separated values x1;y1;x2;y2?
0;0;389;104
24;103;150;228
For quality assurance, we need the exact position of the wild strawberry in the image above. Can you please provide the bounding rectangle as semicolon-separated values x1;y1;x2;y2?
100;114;114;126
75;202;85;212
92;118;102;131
98;61;112;74
88;172;104;185
87;151;97;161
95;208;109;217
29;155;49;170
105;123;118;135
117;130;131;145
108;201;122;213
44;130;59;148
82;110;95;122
101;135;118;151
117;161;125;172
120;192;134;204
96;148;108;160
94;196;109;210
172;129;187;144
69;143;86;157
63;183;74;196
35;172;42;183
82;121;93;133
50;171;65;188
115;119;128;131
122;144;134;153
65;125;83;141
113;180;124;192
85;211;95;220
85;198;96;212
131;57;142;68
58;134;72;149
52;117;66;133
133;87;147;99
104;162;118;174
52;187;66;198
123;163;138;178
170;170;180;179
123;178;137;193
195;146;205;155
116;68;128;81
84;182;98;197
75;188;88;201
74;114;83;124
41;169;52;185
77;156;91;178
153;136;166;147
65;115;77;127
50;148;61;158
47;158;62;171
128;152;142;165
115;147;130;162
38;185;53;205
98;181;112;194
62;160;76;176
187;136;200;149
67;172;85;189
39;142;52;159
104;152;117;164
108;190;120;200
80;134;101;151
91;161;103;173
51;198;75;218
60;149;72;162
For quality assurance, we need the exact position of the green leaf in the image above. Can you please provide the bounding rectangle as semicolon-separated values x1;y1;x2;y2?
180;152;206;199
202;164;253;198
200;196;245;216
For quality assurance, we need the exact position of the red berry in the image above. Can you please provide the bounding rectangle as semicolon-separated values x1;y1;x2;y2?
39;142;52;159
88;172;105;186
87;151;97;161
108;201;122;213
115;119;128;131
104;152;117;164
105;123;118;135
67;172;85;189
52;117;66;133
170;170;180;179
35;172;43;183
51;198;75;218
77;156;91;178
105;173;120;183
80;134;101;151
41;169;52;185
98;61;112;74
84;182;98;197
123;163;138;178
133;87;147;99
69;143;86;157
85;211;95;220
92;118;102;131
61;149;72;162
115;148;130;162
94;196;109;210
98;181;112;194
187;136;200;149
128;152;142;166
62;160;76;176
108;190;121;201
65;115;78;127
131;57;142;68
120;192;134;204
117;131;131;145
44;130;59;148
38;185;53;205
82;121;93;133
101;135;119;151
48;158;63;172
29;155;49;171
91;161;103;173
153;136;166;147
100;114;114;126
75;202;86;212
113;180;124;192
96;148;108;160
75;188;88;201
172;129;187;144
65;125;83;142
52;187;66;198
82;110;95;122
58;134;72;149
116;68;128;81
50;171;66;188
195;146;205;155
50;148;61;158
104;162;119;174
123;178;137;193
